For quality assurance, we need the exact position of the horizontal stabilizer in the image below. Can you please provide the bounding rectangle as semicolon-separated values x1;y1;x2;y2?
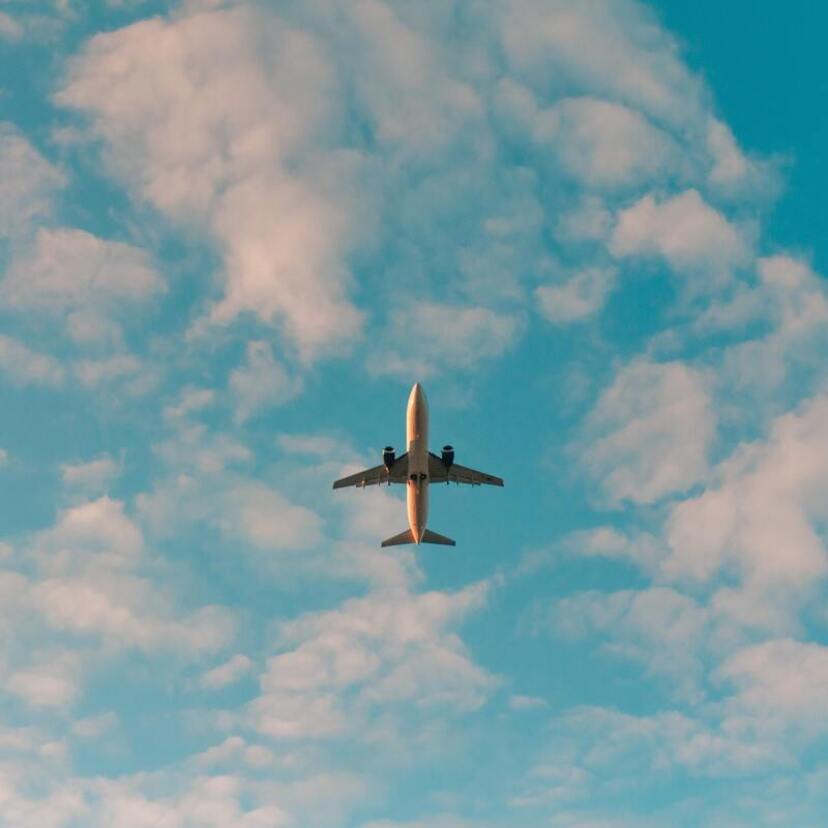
381;529;416;547
421;529;456;546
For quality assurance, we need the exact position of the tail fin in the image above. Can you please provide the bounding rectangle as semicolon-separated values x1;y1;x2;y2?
421;529;456;546
380;528;456;547
381;529;415;547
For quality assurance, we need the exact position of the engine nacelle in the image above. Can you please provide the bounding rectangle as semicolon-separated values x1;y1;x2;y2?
383;446;396;470
441;444;454;468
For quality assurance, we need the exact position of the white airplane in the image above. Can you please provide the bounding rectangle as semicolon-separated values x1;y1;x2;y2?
333;382;504;547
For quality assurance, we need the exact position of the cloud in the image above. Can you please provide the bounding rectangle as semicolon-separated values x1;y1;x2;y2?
499;0;704;126
0;334;64;387
665;393;828;593
531;93;681;189
60;455;120;494
717;639;828;733
508;694;548;711
561;526;666;576
0;123;64;238
535;266;616;323
611;189;748;282
718;255;828;398
8;653;80;709
1;227;164;337
139;473;324;557
18;497;236;664
57;5;368;360
199;654;253;690
582;359;715;503
250;582;496;740
543;587;709;700
229;341;303;423
370;302;519;378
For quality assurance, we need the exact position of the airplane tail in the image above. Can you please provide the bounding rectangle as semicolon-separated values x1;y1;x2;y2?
381;529;415;547
380;529;456;547
421;529;455;546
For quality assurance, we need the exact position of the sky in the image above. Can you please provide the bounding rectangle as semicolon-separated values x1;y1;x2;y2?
0;0;828;825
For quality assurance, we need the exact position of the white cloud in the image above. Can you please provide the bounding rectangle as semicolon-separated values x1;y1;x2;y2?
554;196;613;245
499;0;705;127
0;123;64;238
1;227;164;331
277;433;341;457
611;189;748;281
74;354;143;387
60;455;119;493
705;117;773;197
563;526;665;576
8;652;80;709
230;341;302;423
33;496;143;572
371;302;519;378
718;255;828;396
717;639;828;732
31;576;235;654
0;335;64;387
545;587;708;700
535;267;615;323
666;393;828;591
71;712;118;740
199;654;253;690
535;96;680;189
163;387;216;421
57;5;367;359
583;359;715;503
250;582;496;740
508;694;548;711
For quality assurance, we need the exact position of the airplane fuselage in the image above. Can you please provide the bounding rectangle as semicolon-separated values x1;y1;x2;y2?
406;382;429;542
331;381;503;546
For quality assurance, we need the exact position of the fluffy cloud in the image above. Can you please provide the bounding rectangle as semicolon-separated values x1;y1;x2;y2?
532;93;680;189
57;5;367;359
198;654;253;691
0;335;64;387
371;302;519;377
535;266;615;323
230;341;302;423
611;189;748;281
0;123;64;238
583;359;715;503
666;393;828;591
250;582;496;740
717;639;828;733
1;227;164;337
60;455;120;494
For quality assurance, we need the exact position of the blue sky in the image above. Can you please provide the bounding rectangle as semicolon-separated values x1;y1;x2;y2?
1;1;828;825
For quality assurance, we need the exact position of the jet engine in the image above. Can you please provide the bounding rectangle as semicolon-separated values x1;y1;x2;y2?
441;445;454;467
383;446;396;470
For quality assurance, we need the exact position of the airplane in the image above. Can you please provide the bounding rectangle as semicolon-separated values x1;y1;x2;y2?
332;382;504;547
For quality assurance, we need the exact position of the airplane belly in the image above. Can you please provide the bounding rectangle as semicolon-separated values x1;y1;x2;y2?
406;383;429;474
407;479;428;542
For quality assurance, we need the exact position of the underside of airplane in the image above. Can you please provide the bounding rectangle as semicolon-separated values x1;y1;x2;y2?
332;383;503;546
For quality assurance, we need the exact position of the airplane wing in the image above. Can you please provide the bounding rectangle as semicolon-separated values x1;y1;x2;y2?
428;452;504;486
332;453;409;489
